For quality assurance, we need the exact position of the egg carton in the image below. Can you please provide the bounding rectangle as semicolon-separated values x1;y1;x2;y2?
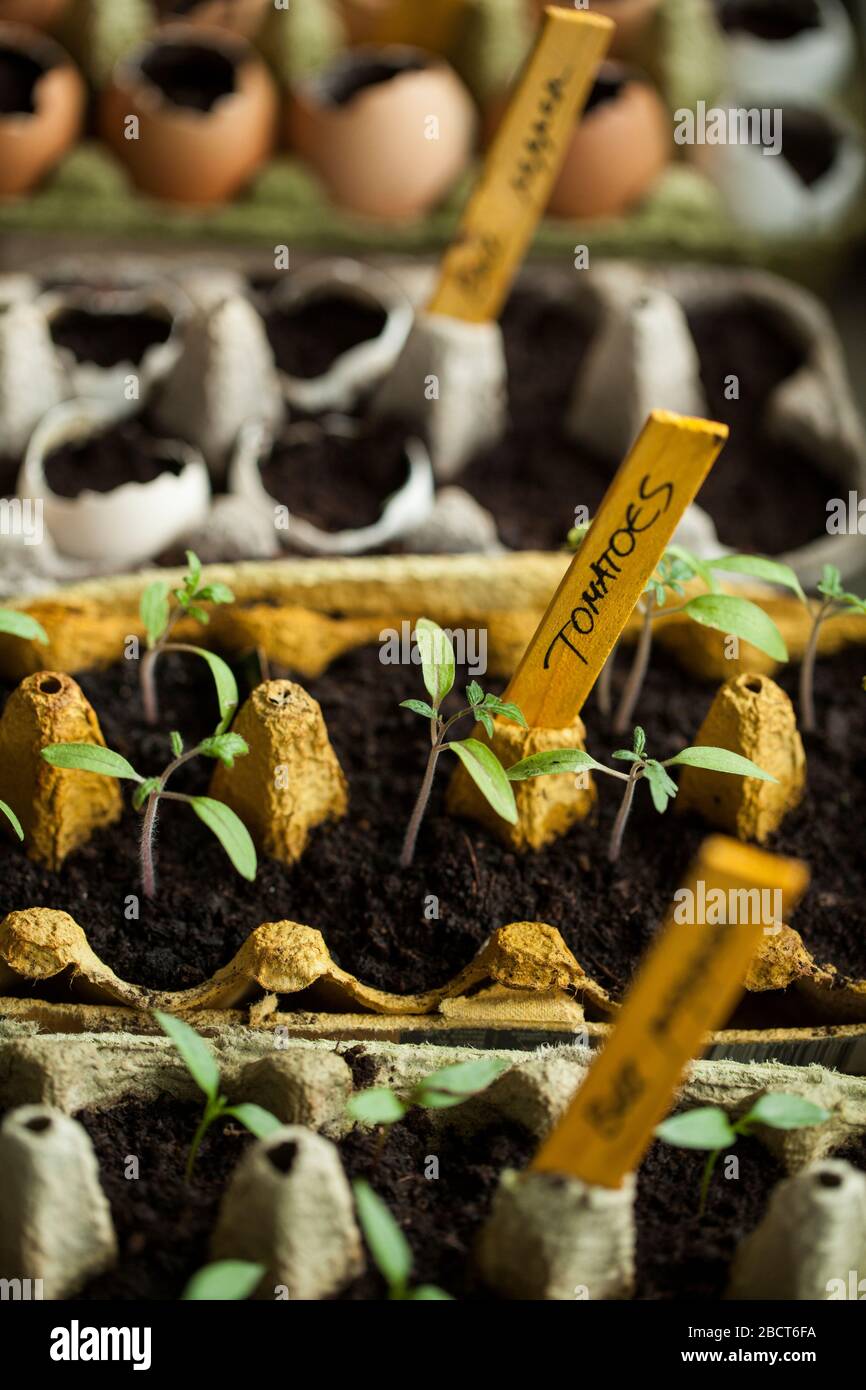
1;554;866;1069
1;254;865;594
1;1022;866;1299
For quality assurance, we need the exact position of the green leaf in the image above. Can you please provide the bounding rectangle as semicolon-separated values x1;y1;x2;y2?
684;594;788;662
346;1089;408;1126
188;648;238;734
182;1260;264;1302
507;748;604;781
414;618;455;705
818;564;843;599
170;731;184;758
197;582;234;606
190;797;257;881
665;544;717;594
612;750;641;764
477;710;495;738
709;555;806;603
665;746;778;782
184;550;202;592
0;608;48;644
225;1103;283;1140
655;1107;736;1151
154;1010;220;1102
188;606;210;626
399;698;438;722
449;739;517;824
139;582;170;646
633;726;646;757
0;798;23;840
132;777;161;811
353;1180;412;1294
198;733;249;769
414;1057;510;1109
465;680;484;707
745;1093;830;1132
407;1285;454;1300
643;761;677;814
483;697;528;729
40;743;142;781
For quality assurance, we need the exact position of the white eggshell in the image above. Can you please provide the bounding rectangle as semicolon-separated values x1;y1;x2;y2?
722;0;856;103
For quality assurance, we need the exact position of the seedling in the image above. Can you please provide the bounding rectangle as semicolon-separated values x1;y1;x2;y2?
182;1260;265;1302
138;550;237;729
154;1010;281;1180
346;1056;510;1129
506;726;776;863
399;618;576;867
353;1180;452;1301
797;565;866;733
566;532;793;733
0;609;48;845
655;1093;830;1215
41;726;256;897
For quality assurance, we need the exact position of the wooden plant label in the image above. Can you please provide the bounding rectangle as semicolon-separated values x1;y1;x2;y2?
531;836;810;1187
504;411;729;730
427;7;613;323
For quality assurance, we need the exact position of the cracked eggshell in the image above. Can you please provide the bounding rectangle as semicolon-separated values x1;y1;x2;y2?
694;102;866;237
100;24;278;206
269;258;414;413
288;45;476;220
37;280;188;409
20;399;211;566
229;418;435;556
546;64;671;220
0;23;85;198
718;0;856;103
155;0;272;39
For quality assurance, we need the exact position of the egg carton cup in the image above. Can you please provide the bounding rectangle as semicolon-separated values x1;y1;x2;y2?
0;554;865;1063
1;1026;866;1299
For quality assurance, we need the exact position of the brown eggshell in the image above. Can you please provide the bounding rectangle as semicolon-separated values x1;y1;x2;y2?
0;0;71;28
288;46;476;220
154;0;271;40
547;66;671;220
530;0;661;59
100;25;277;206
0;23;85;198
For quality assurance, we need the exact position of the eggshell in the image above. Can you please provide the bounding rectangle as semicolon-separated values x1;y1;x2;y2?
546;65;671;219
0;0;71;28
288;45;476;220
717;0;855;103
268;258;414;413
20;399;211;565
530;0;661;59
100;24;278;206
0;23;85;198
155;0;271;40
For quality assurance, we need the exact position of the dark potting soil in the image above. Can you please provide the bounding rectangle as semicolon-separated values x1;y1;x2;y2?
264;295;388;380
258;419;412;532
715;0;820;41
779;108;839;187
77;1096;254;1301
44;420;185;498
0;638;863;999
139;42;236;113
49;308;172;369
0;45;44;116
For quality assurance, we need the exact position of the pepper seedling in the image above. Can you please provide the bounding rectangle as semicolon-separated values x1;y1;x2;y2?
655;1093;830;1215
182;1260;265;1301
506;726;776;863
138;550;237;729
566;532;795;733
346;1056;511;1129
353;1179;452;1301
796;564;866;733
399;618;580;867
154;1011;281;1180
41;726;256;897
0;608;48;844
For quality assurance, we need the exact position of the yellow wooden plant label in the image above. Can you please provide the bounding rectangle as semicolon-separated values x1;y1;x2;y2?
427;7;613;323
531;836;810;1186
503;410;729;730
